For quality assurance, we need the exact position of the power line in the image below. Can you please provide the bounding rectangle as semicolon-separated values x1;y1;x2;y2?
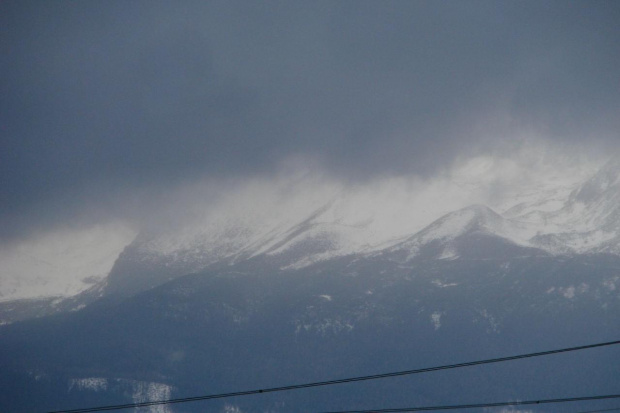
574;408;620;413
318;394;620;413
46;339;620;413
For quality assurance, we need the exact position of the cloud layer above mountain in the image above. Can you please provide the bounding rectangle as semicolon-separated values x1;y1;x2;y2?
0;148;603;301
2;0;619;242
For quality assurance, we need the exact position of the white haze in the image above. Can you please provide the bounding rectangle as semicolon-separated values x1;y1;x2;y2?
0;144;605;301
0;222;136;301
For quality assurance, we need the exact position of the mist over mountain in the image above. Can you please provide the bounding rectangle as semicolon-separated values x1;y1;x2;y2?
96;156;620;298
2;1;620;412
1;156;619;413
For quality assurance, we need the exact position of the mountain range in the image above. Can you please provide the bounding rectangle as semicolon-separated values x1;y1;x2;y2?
1;159;619;412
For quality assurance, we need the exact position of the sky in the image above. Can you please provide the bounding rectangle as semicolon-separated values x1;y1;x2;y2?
1;1;620;296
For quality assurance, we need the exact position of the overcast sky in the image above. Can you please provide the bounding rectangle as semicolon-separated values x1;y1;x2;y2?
1;0;619;243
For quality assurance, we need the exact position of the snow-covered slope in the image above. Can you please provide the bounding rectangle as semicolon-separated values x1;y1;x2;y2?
102;157;620;297
386;157;620;259
387;205;532;260
108;200;388;294
510;158;620;254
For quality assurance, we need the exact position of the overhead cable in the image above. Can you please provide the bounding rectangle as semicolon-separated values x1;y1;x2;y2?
46;339;620;413
318;394;620;413
574;408;620;413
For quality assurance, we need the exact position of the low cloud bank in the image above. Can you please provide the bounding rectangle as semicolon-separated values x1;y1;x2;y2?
0;144;604;300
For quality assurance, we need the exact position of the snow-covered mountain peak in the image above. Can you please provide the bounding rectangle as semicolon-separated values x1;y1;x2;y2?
414;204;503;243
570;156;620;205
530;157;620;234
474;156;619;251
386;204;540;261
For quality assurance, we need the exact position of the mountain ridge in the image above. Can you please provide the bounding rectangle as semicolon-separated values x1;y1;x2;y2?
3;158;620;309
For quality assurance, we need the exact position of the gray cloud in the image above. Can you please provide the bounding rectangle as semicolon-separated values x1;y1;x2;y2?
1;0;619;241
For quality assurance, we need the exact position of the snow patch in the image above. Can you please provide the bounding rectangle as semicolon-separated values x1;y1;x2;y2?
70;304;86;312
68;378;108;392
603;277;619;291
430;312;443;330
294;318;354;335
476;309;500;333
432;280;458;288
438;247;459;260
68;378;173;413
128;380;172;413
563;286;576;299
557;283;590;299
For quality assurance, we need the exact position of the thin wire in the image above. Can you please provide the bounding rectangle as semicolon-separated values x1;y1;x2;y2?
573;408;620;413
46;339;620;413
318;395;620;413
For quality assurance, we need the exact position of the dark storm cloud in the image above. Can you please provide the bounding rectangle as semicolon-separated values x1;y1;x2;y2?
1;0;619;240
